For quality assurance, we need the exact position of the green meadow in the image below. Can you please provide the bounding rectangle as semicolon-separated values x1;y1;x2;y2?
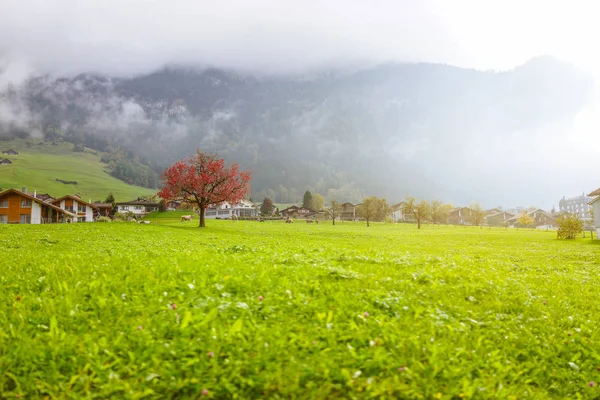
1;217;600;399
0;140;155;201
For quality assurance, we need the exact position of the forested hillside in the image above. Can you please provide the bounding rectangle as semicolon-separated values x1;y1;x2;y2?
0;56;592;204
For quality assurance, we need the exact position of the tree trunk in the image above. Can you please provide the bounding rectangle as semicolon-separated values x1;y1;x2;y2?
417;219;421;229
366;218;370;227
199;207;206;227
332;215;335;226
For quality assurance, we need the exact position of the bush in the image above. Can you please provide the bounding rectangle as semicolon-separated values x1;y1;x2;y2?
113;212;135;221
557;213;583;239
96;216;111;223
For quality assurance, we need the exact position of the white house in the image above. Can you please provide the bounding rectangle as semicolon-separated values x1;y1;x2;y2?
52;194;96;222
204;200;257;219
588;188;600;239
116;198;159;217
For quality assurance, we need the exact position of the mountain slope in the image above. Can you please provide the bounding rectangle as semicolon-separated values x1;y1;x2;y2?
0;140;156;202
0;57;594;206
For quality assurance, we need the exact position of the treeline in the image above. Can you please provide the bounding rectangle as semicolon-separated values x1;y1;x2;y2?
101;153;160;188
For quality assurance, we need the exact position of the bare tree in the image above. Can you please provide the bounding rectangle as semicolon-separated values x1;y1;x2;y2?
327;200;342;225
402;196;431;229
430;200;453;225
469;202;486;228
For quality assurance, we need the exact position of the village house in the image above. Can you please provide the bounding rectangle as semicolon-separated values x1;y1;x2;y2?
92;202;114;218
51;194;97;222
280;205;316;219
280;205;299;217
0;188;74;224
506;209;556;228
559;193;593;220
485;211;515;226
448;207;473;225
390;201;413;222
588;188;600;239
205;199;257;219
34;193;55;202
116;198;159;217
0;158;12;165
339;202;359;221
2;149;18;156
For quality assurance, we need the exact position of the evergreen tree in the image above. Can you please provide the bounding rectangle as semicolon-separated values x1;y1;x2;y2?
261;197;274;216
303;191;313;209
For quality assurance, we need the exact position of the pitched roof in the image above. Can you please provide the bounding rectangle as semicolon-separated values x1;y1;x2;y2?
93;203;113;208
0;188;75;216
116;198;159;206
35;193;55;202
0;158;12;164
52;194;98;209
588;188;600;197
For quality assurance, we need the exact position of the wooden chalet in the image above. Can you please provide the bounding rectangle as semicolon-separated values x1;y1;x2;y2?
485;211;515;226
93;202;114;218
2;149;18;156
448;207;472;225
506;209;556;227
116;198;159;216
0;158;12;165
340;202;358;221
0;188;74;224
51;194;98;222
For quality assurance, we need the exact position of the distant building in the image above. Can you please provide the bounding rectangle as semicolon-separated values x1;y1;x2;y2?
588;188;600;240
2;149;18;156
559;193;593;219
390;201;413;222
205;200;257;219
506;208;556;228
0;158;12;165
339;202;359;221
448;207;473;225
485;211;515;226
116;198;159;216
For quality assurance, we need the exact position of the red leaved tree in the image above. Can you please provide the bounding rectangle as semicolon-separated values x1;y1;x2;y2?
158;150;251;227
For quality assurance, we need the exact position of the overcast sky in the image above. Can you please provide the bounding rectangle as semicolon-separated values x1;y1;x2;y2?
2;0;600;78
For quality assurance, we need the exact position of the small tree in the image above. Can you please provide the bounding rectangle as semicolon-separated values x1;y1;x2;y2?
430;201;452;225
557;213;583;239
158;150;251;227
470;202;486;228
516;211;534;230
402;196;431;229
327;200;342;225
312;193;325;211
158;199;167;212
303;191;313;209
358;196;391;227
261;197;274;216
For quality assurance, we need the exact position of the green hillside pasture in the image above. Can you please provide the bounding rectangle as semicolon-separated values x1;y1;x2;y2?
1;222;600;398
0;140;155;201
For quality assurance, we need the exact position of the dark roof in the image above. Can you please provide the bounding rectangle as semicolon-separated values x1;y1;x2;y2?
93;202;113;208
2;149;18;155
35;193;55;202
0;158;12;164
0;188;75;216
116;198;159;206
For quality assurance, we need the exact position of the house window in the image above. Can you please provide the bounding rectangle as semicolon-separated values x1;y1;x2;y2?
20;214;31;224
65;206;74;212
0;200;8;208
135;206;143;210
78;206;87;213
80;217;86;222
0;215;7;223
21;200;32;208
122;206;129;211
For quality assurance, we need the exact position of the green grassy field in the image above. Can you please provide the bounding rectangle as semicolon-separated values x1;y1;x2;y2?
1;220;600;399
0;139;156;201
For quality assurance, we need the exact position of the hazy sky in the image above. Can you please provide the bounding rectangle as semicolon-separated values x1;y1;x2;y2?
2;0;600;78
